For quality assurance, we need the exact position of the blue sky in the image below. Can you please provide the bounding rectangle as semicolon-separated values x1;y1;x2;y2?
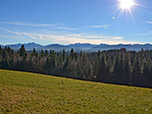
0;0;152;45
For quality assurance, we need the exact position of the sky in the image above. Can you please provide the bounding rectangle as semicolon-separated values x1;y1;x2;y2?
0;0;152;45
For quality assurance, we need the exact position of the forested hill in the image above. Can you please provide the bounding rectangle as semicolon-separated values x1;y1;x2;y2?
0;45;152;88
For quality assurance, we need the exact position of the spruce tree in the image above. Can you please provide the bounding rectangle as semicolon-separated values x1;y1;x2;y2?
19;45;27;57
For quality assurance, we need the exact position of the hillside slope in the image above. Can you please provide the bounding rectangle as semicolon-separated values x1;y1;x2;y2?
0;69;152;114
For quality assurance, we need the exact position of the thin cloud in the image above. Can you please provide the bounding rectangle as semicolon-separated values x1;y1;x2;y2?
135;30;152;36
0;22;77;30
149;31;152;33
25;33;126;44
145;21;152;24
1;22;56;27
135;33;149;36
112;37;123;40
85;24;110;29
0;27;22;37
0;27;140;45
55;27;77;30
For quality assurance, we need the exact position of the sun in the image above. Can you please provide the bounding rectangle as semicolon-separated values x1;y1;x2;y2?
119;0;135;10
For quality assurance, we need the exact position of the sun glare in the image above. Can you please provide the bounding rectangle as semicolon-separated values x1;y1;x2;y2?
119;0;135;10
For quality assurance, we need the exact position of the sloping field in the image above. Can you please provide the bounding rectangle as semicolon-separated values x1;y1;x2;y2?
0;69;152;114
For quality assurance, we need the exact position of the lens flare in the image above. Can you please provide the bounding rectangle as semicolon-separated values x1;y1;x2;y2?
119;0;135;10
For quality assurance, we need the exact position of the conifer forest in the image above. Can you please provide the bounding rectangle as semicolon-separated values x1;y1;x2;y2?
0;45;152;88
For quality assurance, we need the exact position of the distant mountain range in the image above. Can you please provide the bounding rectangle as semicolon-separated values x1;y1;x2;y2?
1;42;152;52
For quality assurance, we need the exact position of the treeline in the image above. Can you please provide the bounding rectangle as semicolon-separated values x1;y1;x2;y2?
0;45;152;88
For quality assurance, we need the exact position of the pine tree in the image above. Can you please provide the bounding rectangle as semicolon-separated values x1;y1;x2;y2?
96;56;106;82
70;48;74;60
45;50;48;56
63;56;69;76
123;57;130;85
113;56;120;83
45;57;55;74
40;50;44;57
62;49;66;62
31;48;38;56
132;57;141;86
19;45;27;57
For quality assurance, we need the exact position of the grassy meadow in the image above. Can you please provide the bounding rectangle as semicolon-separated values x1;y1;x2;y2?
0;69;152;114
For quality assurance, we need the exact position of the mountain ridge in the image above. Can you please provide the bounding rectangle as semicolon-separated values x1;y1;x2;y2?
1;42;152;52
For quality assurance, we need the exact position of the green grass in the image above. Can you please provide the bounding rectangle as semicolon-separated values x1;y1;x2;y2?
0;69;152;114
